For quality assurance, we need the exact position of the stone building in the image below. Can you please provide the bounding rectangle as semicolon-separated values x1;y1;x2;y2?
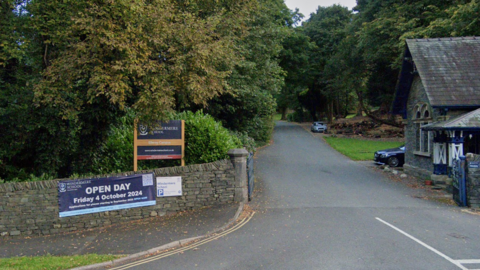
392;37;480;183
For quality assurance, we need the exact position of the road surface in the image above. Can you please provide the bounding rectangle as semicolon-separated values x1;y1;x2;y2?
118;121;480;270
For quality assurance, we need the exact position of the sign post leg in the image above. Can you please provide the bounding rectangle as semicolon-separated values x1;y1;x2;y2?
181;120;185;166
134;124;138;171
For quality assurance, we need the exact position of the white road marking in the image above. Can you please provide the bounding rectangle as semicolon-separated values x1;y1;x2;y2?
376;217;468;270
456;259;480;264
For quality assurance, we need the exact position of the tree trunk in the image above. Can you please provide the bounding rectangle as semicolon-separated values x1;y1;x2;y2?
327;100;334;124
356;103;363;116
356;91;364;116
355;89;402;127
344;90;349;117
280;107;287;120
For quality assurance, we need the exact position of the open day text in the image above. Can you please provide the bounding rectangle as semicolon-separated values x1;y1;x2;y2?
72;183;143;204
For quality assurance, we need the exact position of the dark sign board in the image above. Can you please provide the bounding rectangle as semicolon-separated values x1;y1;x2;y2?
58;174;156;217
137;146;182;160
137;120;182;140
134;120;185;170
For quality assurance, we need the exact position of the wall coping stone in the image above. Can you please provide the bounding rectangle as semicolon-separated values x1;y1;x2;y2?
227;149;249;158
0;159;231;192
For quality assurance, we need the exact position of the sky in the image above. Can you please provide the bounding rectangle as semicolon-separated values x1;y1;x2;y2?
284;0;357;20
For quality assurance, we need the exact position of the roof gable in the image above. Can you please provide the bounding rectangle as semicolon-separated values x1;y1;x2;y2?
406;37;480;108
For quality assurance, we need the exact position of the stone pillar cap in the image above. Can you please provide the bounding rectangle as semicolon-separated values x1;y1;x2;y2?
227;148;249;157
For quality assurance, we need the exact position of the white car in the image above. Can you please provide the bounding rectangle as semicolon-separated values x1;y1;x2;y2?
311;122;327;133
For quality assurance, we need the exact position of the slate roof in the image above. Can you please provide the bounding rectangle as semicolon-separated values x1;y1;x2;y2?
406;37;480;107
422;108;480;131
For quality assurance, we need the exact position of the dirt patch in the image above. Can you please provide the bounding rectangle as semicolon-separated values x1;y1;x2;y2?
366;163;456;206
331;116;403;139
297;115;404;142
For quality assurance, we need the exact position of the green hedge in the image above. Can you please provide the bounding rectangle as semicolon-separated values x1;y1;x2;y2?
90;110;243;174
2;110;248;181
177;111;242;164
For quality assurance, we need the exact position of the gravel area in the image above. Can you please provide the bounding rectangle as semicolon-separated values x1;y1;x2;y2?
297;121;404;142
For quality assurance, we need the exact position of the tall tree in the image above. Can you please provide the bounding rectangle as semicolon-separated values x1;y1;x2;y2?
354;0;463;111
302;5;352;122
277;25;316;120
0;0;255;180
204;0;291;143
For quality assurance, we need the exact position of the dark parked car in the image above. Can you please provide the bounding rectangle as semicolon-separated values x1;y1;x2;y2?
311;121;328;133
374;145;405;167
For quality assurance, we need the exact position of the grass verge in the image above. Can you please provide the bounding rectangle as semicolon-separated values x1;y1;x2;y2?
0;254;123;270
323;137;403;161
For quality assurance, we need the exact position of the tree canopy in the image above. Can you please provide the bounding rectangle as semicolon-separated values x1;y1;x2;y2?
2;0;480;181
0;0;288;180
277;0;480;124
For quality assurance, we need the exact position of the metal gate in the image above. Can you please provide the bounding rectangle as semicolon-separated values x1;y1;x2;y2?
452;156;467;206
247;152;254;201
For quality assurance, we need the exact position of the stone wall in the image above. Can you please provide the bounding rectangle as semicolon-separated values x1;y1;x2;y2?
466;154;480;208
0;155;246;238
403;163;432;180
404;76;435;173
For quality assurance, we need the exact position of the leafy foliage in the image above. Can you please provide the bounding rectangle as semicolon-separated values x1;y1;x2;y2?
0;0;279;181
33;0;250;123
177;111;242;164
90;110;137;175
276;0;480;125
89;110;242;176
301;5;352;122
203;0;289;143
277;23;316;120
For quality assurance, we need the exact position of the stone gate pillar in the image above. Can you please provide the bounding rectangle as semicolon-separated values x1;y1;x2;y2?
228;149;249;203
466;153;480;208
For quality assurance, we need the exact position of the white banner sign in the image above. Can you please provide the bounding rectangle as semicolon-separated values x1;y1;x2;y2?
156;176;182;197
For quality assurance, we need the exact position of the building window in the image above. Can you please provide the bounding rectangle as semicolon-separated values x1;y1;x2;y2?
423;110;430;118
464;134;480;155
421;122;431;153
413;103;432;156
413;105;421;120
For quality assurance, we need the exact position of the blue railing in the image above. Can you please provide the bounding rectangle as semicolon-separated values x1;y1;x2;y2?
452;156;467;207
247;152;254;201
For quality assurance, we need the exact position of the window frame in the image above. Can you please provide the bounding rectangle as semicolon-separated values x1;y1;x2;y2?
413;103;432;157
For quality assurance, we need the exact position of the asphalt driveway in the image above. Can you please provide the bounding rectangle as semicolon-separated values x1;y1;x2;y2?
122;121;480;270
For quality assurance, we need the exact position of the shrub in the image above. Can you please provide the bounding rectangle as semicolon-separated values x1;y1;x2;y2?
5;110;244;180
0;173;55;183
204;90;276;146
90;110;242;175
89;110;135;174
176;111;242;164
89;110;181;174
230;131;256;153
241;115;274;146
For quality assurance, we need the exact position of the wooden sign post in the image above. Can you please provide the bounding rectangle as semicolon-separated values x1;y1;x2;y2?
134;120;185;171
